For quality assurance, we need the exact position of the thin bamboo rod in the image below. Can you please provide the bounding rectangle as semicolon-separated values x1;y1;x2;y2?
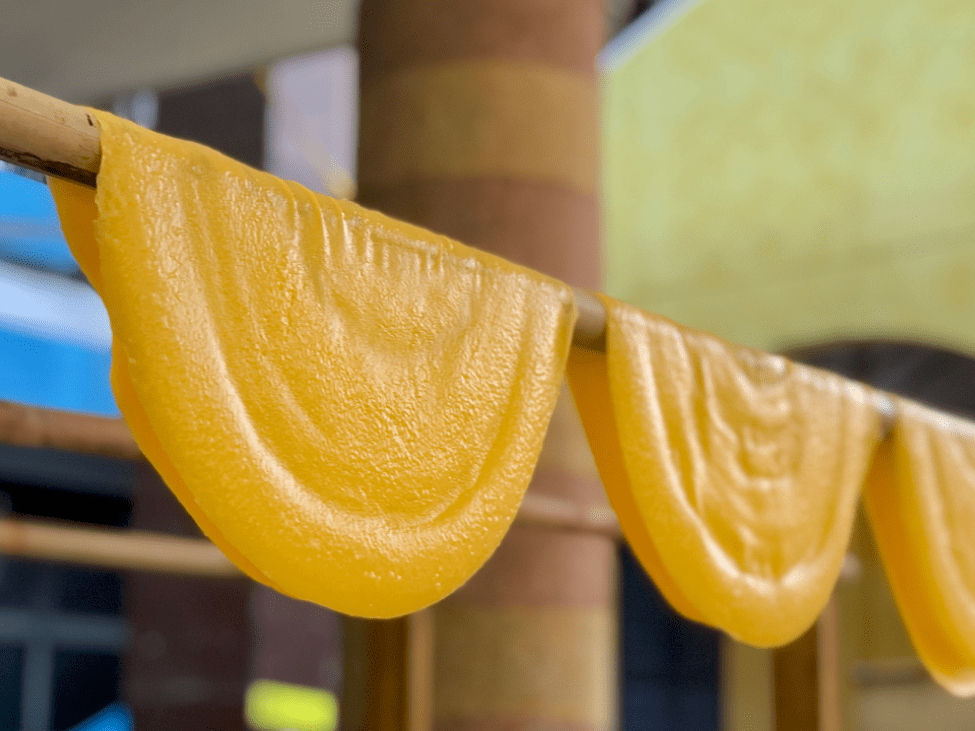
0;74;610;347
0;76;100;187
0;499;615;578
0;399;142;460
519;492;620;537
0;516;242;577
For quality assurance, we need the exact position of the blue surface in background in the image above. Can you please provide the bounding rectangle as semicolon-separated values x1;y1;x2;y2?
0;329;116;416
70;703;133;731
0;171;79;274
0;171;57;219
0;168;117;416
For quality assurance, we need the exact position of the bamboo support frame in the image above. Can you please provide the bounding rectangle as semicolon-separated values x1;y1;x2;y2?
0;494;617;572
0;472;615;573
8;72;974;579
0;400;142;460
0;69;944;731
0;516;242;577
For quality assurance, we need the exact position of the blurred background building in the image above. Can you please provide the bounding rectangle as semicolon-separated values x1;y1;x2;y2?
4;0;975;728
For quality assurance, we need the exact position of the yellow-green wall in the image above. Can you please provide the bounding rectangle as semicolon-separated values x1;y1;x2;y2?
600;0;975;354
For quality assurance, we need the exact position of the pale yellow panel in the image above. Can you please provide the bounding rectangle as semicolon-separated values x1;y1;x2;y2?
602;0;975;351
858;683;975;731
620;235;975;353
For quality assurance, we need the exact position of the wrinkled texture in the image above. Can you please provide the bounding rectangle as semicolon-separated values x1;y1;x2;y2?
569;295;883;646
864;400;975;696
49;110;577;618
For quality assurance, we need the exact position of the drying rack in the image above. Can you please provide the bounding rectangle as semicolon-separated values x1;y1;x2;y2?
0;72;953;731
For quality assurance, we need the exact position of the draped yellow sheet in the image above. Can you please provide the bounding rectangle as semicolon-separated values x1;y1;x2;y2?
49;110;577;618
568;295;884;646
864;399;975;696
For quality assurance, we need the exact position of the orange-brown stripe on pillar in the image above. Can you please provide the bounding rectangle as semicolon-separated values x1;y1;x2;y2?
356;1;613;731
357;0;603;291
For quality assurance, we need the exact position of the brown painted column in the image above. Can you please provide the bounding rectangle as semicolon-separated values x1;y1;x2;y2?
355;3;615;731
772;597;843;731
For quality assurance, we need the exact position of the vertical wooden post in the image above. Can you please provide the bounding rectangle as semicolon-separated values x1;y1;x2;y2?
817;599;843;731
406;611;435;731
772;596;843;731
341;612;433;731
773;621;820;731
350;2;615;731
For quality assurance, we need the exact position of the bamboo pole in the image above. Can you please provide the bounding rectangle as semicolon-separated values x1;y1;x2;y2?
0;76;100;187
0;74;609;348
0;516;242;577
0;399;142;460
519;491;620;537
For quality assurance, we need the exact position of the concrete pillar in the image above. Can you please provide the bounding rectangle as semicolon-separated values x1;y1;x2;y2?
355;2;615;730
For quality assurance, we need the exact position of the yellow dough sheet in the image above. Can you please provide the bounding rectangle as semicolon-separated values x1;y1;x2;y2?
49;110;578;618
568;295;884;646
864;399;975;696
